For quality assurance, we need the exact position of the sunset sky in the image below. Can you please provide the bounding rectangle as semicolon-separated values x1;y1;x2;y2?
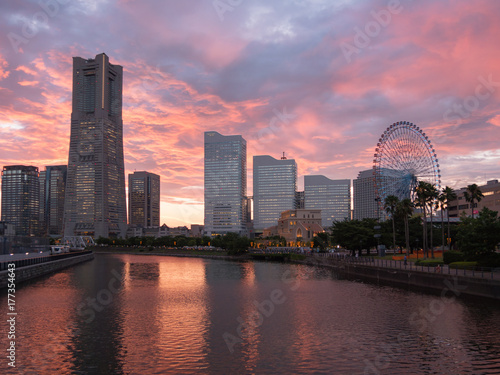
1;0;500;227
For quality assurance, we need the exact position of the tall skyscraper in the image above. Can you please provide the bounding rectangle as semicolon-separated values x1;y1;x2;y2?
1;165;40;236
353;169;401;220
128;171;160;228
204;131;247;236
39;165;67;236
253;155;297;231
353;170;379;220
63;53;127;238
304;175;351;228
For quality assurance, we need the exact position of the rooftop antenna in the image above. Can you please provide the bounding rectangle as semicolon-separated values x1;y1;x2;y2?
281;152;287;160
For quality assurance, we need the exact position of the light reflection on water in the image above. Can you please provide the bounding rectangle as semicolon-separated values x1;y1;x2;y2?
1;254;500;374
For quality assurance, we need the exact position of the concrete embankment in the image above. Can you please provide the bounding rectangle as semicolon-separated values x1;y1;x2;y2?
291;256;500;301
0;252;94;288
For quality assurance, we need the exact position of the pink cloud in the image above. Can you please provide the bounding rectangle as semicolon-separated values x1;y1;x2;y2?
18;80;39;86
1;0;500;226
0;55;9;80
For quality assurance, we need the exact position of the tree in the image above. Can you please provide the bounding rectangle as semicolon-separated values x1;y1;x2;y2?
314;232;329;251
217;232;251;254
384;195;399;251
456;208;500;259
464;183;484;219
427;184;439;258
442;186;457;250
331;218;378;255
396;198;414;254
437;191;446;250
415;181;432;258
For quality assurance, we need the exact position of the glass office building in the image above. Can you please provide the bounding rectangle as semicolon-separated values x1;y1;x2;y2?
128;171;160;228
353;169;398;221
204;131;247;236
253;155;297;231
1;165;40;236
64;53;127;238
304;175;351;228
353;170;379;220
39;165;67;236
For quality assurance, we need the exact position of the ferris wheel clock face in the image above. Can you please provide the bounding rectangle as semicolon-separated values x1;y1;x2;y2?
373;121;441;204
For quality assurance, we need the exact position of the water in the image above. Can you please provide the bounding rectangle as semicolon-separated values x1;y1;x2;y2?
2;253;500;374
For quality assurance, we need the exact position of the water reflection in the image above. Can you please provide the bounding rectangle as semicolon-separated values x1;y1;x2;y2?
114;256;211;374
13;272;79;374
70;258;127;374
2;254;500;374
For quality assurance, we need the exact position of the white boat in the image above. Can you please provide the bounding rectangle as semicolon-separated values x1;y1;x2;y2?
50;245;70;255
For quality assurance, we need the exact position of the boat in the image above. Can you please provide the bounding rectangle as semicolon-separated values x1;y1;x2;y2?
50;245;70;255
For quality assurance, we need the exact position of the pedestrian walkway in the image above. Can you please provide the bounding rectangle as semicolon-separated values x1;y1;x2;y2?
311;252;500;280
0;250;51;262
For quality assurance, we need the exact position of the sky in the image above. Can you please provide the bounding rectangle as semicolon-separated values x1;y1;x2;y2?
1;0;500;227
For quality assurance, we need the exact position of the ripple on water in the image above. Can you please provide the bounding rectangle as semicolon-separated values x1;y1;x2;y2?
2;254;500;374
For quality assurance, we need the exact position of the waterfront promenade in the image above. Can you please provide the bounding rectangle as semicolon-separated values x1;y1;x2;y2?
311;252;500;281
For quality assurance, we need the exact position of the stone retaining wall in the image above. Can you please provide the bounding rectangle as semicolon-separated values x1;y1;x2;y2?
0;253;94;288
292;256;500;300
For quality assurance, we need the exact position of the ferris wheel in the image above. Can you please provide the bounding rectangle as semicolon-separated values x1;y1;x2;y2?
373;121;441;205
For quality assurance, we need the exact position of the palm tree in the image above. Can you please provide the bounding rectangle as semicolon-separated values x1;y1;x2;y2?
384;195;399;251
437;192;446;251
427;184;439;258
416;181;433;258
442;186;457;251
464;183;484;219
396;198;414;254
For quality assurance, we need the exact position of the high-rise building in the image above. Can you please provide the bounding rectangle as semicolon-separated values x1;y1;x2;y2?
304;175;350;228
128;171;160;228
39;165;67;236
63;53;127;238
204;131;247;236
353;169;400;221
295;191;305;209
1;165;40;236
253;155;297;231
353;170;379;220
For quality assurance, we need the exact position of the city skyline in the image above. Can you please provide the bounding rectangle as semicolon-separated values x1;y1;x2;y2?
1;1;500;227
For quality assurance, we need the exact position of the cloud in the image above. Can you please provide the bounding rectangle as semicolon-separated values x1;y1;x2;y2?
0;55;9;80
0;0;499;225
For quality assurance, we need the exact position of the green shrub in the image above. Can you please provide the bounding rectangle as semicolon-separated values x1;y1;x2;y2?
443;251;465;264
476;253;500;267
289;254;306;261
449;261;478;269
415;259;444;267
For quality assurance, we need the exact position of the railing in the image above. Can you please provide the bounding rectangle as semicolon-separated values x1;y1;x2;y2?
0;250;93;272
315;254;499;280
